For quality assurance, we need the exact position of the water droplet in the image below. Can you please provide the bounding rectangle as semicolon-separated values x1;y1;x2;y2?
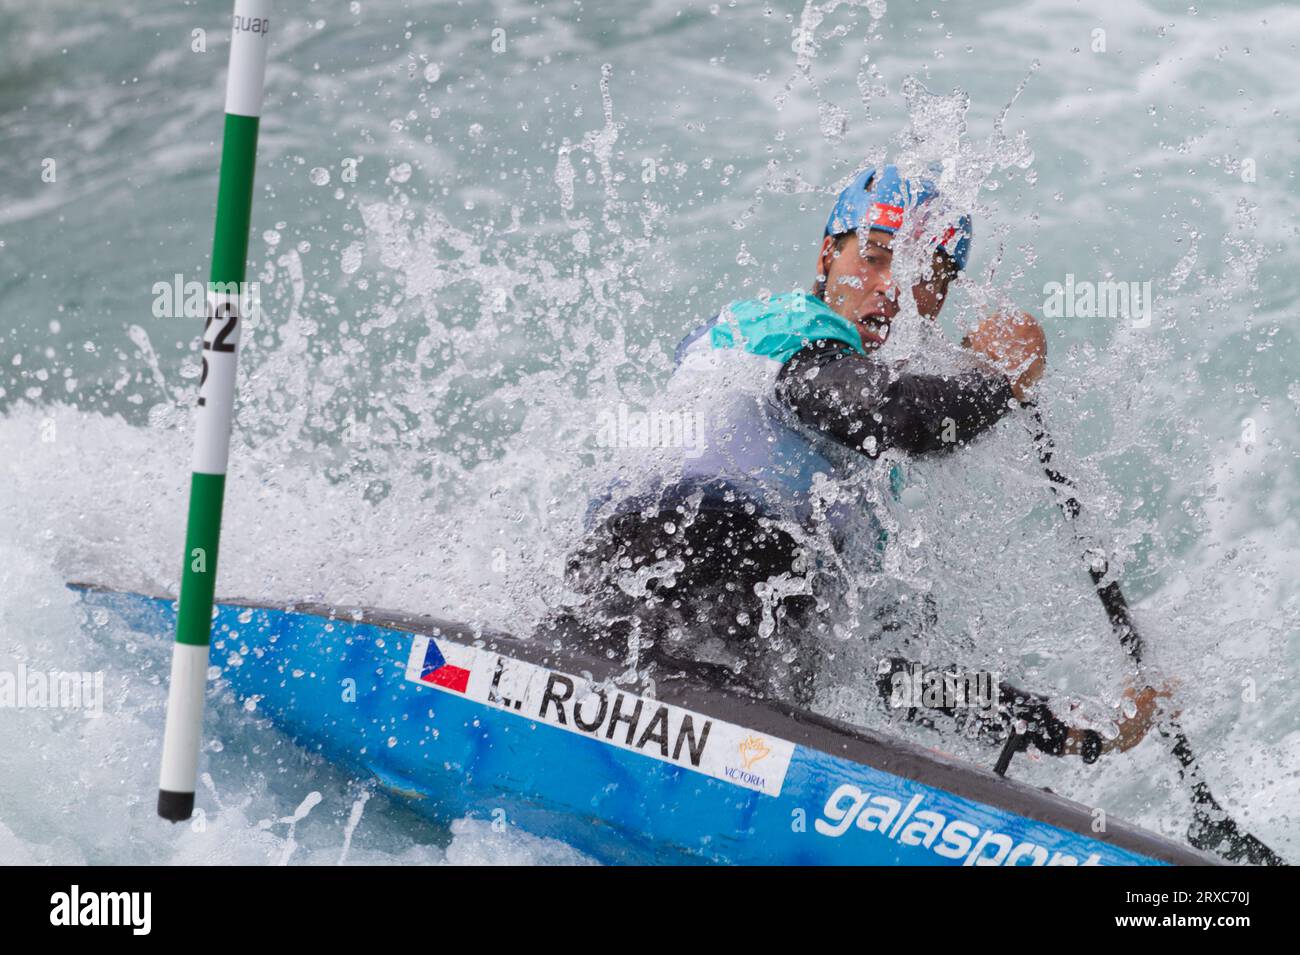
390;162;412;183
309;166;330;186
423;63;441;83
341;241;364;274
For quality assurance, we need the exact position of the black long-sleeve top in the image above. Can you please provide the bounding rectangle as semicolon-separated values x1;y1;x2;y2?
775;339;1017;458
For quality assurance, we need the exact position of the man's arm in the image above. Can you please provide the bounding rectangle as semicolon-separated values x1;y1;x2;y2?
875;656;1108;763
775;338;1017;457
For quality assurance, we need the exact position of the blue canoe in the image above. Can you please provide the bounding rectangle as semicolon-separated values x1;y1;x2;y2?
74;584;1213;866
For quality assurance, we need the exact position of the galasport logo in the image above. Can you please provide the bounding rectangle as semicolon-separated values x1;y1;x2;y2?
49;886;151;935
814;783;1103;866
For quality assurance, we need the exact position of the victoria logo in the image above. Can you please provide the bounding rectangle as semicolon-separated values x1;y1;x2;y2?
738;734;770;770
722;735;774;790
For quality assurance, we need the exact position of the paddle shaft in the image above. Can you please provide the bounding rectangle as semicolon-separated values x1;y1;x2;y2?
1028;409;1283;866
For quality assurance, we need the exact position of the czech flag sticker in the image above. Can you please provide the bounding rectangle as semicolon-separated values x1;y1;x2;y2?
419;638;471;693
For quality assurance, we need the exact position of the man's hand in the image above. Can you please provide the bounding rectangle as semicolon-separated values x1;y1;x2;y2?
1061;681;1176;760
963;311;1046;401
1104;682;1178;754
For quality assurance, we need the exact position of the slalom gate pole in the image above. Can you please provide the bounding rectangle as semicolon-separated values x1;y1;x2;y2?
158;0;272;822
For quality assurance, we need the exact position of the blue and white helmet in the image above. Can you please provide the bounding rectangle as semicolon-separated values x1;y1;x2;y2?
824;163;972;271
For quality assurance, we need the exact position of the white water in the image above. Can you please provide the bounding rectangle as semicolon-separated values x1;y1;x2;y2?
1;0;1296;863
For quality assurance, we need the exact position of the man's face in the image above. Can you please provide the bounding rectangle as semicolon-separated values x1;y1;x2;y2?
817;228;956;350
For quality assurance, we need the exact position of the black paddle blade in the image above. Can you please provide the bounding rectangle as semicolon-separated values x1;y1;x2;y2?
1187;803;1286;867
1163;726;1287;865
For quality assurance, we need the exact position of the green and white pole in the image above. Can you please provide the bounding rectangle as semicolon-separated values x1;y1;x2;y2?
158;0;271;822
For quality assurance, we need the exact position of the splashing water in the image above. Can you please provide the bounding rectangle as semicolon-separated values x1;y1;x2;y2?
1;0;1296;863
